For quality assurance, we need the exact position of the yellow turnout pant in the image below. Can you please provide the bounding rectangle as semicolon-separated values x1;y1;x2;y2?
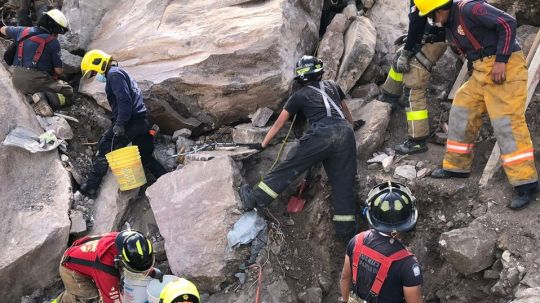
443;51;538;186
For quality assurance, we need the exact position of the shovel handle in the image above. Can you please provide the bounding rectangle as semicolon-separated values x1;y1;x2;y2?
298;180;308;196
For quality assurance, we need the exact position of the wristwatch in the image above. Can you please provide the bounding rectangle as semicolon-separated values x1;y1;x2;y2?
338;297;347;303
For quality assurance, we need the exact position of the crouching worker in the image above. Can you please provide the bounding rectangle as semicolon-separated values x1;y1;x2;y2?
239;55;358;241
160;278;201;303
53;230;163;303
0;9;73;117
79;49;167;198
339;182;423;303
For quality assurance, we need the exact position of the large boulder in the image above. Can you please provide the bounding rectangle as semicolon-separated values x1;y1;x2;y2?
318;14;347;81
0;65;71;301
72;0;322;133
366;0;409;65
487;0;540;27
353;100;391;159
60;0;117;51
90;173;140;234
337;16;377;93
439;222;497;275
146;157;244;291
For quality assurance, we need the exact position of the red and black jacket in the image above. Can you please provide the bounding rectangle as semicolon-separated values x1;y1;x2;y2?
446;0;520;63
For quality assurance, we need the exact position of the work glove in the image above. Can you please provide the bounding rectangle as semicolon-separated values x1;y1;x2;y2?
395;49;414;73
149;268;164;283
246;143;263;150
353;120;365;131
113;125;125;137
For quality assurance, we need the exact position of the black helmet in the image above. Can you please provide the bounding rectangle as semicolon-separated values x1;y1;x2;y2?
294;55;324;84
365;182;418;234
115;230;155;273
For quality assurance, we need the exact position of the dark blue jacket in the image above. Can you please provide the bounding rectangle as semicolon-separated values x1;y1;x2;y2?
105;66;147;127
446;0;520;63
405;1;446;52
6;26;62;75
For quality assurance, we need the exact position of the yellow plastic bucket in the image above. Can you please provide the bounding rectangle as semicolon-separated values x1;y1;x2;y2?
105;146;147;191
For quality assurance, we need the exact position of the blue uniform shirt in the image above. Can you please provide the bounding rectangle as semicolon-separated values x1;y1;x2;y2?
5;26;62;75
105;66;147;127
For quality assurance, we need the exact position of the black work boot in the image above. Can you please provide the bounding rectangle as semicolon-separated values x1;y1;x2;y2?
395;139;428;155
239;184;257;211
79;182;98;199
378;92;400;111
508;186;538;210
430;169;470;179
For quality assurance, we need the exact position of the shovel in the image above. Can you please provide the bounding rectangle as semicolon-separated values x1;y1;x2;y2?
287;179;308;213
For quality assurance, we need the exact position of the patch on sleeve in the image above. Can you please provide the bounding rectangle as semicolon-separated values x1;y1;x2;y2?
411;5;417;14
412;264;421;277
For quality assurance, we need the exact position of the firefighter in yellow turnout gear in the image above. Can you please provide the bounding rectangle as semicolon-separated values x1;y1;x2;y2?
380;0;447;155
415;0;539;209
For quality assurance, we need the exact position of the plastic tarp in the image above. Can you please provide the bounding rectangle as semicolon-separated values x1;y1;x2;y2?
227;211;267;250
2;126;62;153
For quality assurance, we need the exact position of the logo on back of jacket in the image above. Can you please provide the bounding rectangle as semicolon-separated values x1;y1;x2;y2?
80;240;99;252
457;25;465;36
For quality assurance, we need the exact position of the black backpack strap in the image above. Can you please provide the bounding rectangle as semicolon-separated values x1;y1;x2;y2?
63;256;120;277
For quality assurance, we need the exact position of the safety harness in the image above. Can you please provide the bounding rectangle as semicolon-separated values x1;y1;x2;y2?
17;27;55;67
451;0;485;59
307;81;346;119
61;235;120;277
352;231;412;302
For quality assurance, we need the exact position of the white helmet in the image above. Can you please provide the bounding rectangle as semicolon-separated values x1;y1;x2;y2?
39;9;69;34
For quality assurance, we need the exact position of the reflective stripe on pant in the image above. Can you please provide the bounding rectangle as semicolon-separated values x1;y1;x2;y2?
402;42;447;139
443;51;538;186
247;118;358;221
54;264;99;303
381;50;404;97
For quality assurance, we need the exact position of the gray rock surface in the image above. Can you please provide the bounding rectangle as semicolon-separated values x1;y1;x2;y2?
172;129;192;141
37;116;74;140
487;0;540;26
0;64;71;301
73;0;322;132
366;0;409;65
394;165;417;180
91;173;140;234
337;16;377;93
318;30;345;81
251;107;274;128
69;210;87;235
353;100;391;159
439;223;497;275
60;49;83;77
298;287;323;303
350;83;381;100
146;157;244;291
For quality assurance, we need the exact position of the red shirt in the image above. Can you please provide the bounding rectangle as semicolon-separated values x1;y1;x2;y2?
62;232;122;303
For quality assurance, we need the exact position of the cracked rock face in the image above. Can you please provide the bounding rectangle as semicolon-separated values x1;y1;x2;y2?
69;0;323;133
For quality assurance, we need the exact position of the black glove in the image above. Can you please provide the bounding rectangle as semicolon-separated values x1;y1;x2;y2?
353;120;365;131
149;268;164;283
113;125;125;137
247;143;263;150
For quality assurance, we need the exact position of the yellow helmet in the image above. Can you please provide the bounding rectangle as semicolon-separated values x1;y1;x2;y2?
414;0;452;17
81;49;112;79
159;278;201;303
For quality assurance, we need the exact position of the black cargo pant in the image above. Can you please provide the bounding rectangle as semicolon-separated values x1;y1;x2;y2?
85;118;167;191
246;117;358;237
